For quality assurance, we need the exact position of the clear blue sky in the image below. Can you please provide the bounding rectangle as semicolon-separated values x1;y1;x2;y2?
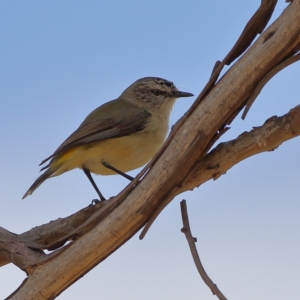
1;1;299;299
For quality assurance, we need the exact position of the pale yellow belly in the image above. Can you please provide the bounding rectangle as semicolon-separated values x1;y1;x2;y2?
52;129;166;176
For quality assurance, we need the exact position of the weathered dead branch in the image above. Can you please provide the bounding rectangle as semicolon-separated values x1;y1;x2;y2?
1;1;300;299
140;104;300;238
180;200;227;300
242;52;300;119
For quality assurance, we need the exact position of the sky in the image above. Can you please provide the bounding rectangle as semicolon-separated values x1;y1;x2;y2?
0;1;299;299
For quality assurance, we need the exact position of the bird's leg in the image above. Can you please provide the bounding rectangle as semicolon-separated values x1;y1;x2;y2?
83;168;106;201
102;161;134;181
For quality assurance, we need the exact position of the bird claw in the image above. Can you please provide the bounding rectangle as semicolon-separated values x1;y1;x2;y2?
91;199;101;205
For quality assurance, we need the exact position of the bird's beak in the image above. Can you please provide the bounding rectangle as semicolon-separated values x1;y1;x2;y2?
172;91;194;98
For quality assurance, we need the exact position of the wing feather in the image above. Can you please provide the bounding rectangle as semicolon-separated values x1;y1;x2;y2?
39;99;151;166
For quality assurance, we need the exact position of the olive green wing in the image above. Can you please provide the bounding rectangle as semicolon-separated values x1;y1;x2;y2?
39;99;151;167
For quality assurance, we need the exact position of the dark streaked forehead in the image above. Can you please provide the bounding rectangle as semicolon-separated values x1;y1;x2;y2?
134;77;176;89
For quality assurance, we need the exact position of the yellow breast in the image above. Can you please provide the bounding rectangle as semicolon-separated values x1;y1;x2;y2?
52;115;168;176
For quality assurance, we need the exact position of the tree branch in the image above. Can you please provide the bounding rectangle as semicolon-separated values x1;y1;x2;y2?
140;104;300;238
183;104;300;191
3;102;299;272
4;2;300;298
180;200;227;300
0;227;46;273
224;0;278;65
242;51;300;119
0;201;109;267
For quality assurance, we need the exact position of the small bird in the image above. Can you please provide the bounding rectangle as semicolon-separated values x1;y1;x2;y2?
23;77;193;200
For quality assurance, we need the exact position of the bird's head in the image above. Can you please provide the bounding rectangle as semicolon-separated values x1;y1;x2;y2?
121;77;193;112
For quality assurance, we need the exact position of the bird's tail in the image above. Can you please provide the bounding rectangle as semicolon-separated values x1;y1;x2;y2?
22;167;57;199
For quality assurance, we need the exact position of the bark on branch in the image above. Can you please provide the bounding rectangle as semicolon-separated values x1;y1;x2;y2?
2;1;300;299
0;202;108;267
3;104;300;272
182;105;300;191
140;104;300;238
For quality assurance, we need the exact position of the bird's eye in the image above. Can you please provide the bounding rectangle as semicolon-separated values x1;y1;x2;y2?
151;89;162;96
